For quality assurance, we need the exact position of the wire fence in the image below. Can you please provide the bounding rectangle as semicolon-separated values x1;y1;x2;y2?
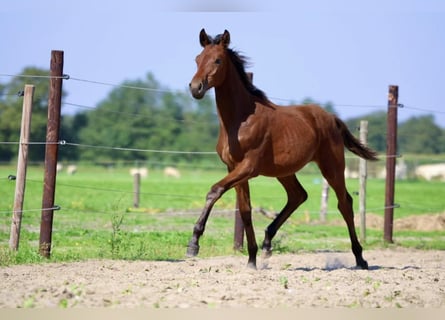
0;140;412;159
1;73;444;163
1;71;444;223
1;73;445;169
1;168;443;220
3;72;444;113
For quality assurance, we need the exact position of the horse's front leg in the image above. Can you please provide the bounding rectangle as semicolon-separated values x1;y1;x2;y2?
186;184;224;257
235;182;258;269
186;164;255;259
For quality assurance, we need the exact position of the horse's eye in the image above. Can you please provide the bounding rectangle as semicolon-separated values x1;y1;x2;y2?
215;58;222;65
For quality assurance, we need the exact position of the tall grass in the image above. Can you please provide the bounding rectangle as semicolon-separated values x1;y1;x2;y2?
0;164;443;266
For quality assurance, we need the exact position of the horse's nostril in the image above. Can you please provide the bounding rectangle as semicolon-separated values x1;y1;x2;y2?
189;80;206;99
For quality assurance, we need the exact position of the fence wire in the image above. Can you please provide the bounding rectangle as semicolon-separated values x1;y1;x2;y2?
1;72;444;219
2;72;444;117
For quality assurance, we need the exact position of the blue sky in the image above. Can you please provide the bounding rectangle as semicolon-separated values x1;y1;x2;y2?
2;0;445;127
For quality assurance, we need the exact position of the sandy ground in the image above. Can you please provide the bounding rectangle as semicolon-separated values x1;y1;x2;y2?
0;248;443;308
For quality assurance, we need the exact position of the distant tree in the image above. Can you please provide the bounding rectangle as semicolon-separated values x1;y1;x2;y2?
345;111;387;152
174;93;218;163
59;112;88;161
0;67;66;162
344;112;444;154
78;73;164;162
301;97;338;115
398;115;443;154
323;101;338;116
77;72;218;163
440;128;445;153
301;97;316;105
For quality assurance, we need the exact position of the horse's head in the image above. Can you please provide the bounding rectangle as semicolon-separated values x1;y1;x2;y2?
189;29;230;99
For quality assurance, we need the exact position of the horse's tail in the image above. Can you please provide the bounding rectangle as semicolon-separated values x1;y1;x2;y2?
335;117;379;161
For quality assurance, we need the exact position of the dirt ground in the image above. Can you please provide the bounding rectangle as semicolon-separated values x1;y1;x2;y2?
0;248;443;308
347;212;445;232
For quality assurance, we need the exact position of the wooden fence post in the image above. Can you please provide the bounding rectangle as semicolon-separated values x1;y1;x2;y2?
133;173;141;208
384;85;398;243
233;198;244;251
39;50;64;258
9;85;34;251
358;120;368;242
319;179;329;223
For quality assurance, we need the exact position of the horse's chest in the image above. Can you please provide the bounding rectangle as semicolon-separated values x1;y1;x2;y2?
218;137;244;165
218;121;267;166
237;118;265;147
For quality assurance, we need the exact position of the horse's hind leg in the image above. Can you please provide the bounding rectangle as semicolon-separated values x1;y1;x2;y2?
262;175;308;258
317;158;368;269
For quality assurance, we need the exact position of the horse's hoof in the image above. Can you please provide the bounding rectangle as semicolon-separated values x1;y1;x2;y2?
261;248;272;259
357;259;369;270
247;261;257;270
186;244;200;257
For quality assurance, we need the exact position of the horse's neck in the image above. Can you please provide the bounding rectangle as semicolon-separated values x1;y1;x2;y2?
214;70;255;131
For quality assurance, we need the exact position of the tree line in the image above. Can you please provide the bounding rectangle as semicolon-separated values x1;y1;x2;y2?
1;67;444;164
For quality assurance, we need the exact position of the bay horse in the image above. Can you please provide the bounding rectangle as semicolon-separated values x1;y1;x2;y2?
188;29;378;269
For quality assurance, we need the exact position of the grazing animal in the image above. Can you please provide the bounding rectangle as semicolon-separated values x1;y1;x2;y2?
415;163;445;181
130;167;149;178
67;165;77;175
187;29;378;269
164;166;181;178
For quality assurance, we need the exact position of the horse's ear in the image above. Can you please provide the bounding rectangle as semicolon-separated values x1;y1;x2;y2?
221;30;230;48
199;28;211;47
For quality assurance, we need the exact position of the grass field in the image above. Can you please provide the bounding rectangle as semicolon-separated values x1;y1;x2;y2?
0;164;444;265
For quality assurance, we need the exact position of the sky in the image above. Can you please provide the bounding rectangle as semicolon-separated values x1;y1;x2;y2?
2;0;445;127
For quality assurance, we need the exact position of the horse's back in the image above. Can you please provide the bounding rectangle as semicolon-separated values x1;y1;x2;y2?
275;103;338;137
289;104;334;123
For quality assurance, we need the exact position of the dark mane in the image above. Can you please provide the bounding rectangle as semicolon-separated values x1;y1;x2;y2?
210;35;270;104
226;49;270;104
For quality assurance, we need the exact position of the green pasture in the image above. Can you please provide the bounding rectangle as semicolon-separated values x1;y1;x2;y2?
0;164;444;266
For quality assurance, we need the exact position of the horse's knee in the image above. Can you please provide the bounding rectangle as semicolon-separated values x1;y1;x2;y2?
206;185;224;201
193;224;205;236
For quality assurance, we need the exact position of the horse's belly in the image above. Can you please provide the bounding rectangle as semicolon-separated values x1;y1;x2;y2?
260;146;316;177
260;161;311;177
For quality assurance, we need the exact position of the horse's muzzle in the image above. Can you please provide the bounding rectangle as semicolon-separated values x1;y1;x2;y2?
189;79;208;99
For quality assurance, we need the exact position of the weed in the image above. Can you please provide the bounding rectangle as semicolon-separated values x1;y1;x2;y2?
279;276;289;289
122;287;133;295
347;300;360;308
373;280;382;291
22;296;36;308
280;263;292;270
58;299;68;308
0;247;15;266
110;211;125;259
